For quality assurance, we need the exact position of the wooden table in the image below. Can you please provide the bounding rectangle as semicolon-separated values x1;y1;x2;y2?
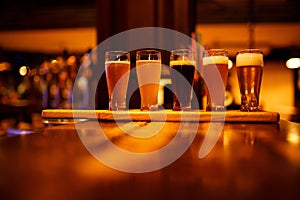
1;118;300;200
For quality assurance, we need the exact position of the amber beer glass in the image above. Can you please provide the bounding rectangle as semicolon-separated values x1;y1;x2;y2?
236;49;264;111
170;49;196;111
202;49;229;111
105;51;130;110
136;50;162;111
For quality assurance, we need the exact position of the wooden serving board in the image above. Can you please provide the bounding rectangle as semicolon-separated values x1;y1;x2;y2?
42;109;280;123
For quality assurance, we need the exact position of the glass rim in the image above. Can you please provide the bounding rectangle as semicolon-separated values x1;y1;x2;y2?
237;49;263;54
136;49;161;60
170;48;193;54
205;49;228;56
136;49;161;54
105;50;129;55
105;51;129;62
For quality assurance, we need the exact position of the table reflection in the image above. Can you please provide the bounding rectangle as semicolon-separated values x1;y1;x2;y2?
0;120;300;200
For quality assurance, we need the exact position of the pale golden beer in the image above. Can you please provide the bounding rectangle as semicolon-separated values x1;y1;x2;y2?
136;50;161;111
236;49;264;111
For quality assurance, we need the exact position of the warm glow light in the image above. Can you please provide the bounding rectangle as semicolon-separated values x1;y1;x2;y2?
287;132;299;145
223;131;229;146
0;62;12;71
228;59;233;69
51;59;58;64
67;55;77;66
286;58;300;69
19;66;28;76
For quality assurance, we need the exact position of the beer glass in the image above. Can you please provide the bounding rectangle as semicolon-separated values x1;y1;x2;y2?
236;49;264;111
170;49;196;111
202;49;229;111
136;50;162;111
105;51;130;110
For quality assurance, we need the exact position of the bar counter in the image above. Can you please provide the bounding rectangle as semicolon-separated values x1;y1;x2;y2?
1;117;300;200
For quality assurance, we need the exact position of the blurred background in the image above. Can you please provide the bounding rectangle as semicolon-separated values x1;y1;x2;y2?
0;0;300;132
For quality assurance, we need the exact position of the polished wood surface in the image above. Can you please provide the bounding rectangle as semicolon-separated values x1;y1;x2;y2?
41;109;280;122
1;120;300;200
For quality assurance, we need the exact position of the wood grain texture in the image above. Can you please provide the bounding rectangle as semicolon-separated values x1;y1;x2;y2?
42;109;280;123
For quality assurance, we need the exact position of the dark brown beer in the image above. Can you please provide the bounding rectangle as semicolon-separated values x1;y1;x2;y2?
170;60;195;111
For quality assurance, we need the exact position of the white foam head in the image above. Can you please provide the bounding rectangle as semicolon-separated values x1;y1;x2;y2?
170;60;196;66
203;55;228;66
105;60;130;65
236;52;264;67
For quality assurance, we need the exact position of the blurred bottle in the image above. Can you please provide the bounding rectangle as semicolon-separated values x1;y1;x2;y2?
47;60;60;109
38;61;50;109
73;53;92;109
58;66;73;109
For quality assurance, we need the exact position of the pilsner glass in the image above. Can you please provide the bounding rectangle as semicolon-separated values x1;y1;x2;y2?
202;49;229;111
236;49;264;111
105;51;130;110
136;50;162;111
169;49;196;111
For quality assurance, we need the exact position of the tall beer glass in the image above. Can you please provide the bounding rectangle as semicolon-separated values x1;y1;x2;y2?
136;50;161;111
105;51;130;110
202;49;229;111
170;49;196;111
236;49;264;111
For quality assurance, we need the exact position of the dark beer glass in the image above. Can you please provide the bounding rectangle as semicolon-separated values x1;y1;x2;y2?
169;49;196;111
